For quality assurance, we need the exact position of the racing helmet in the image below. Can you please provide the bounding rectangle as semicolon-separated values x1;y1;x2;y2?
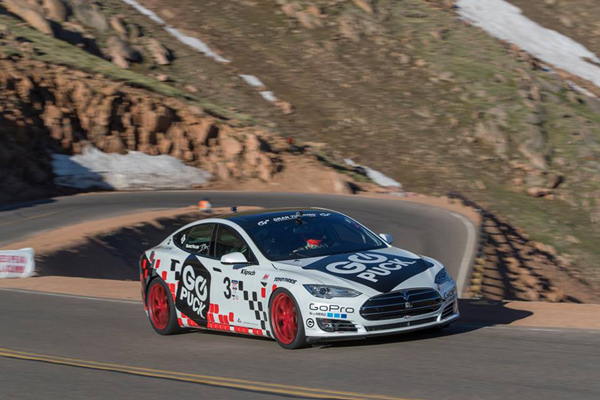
293;222;325;248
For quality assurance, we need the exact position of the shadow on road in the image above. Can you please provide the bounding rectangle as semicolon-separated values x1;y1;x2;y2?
318;299;534;349
142;298;534;349
0;198;56;213
35;214;199;280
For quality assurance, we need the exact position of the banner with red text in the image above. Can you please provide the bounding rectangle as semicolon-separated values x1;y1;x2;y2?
0;248;35;279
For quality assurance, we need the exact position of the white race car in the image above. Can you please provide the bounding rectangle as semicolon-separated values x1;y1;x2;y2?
140;208;459;349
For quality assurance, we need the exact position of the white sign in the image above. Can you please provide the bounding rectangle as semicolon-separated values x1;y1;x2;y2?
0;248;35;279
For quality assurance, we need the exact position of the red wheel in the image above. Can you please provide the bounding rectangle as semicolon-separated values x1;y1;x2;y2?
146;278;181;335
148;283;169;330
269;289;308;349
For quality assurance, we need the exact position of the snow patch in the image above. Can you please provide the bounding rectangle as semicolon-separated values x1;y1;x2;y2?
119;0;229;63
52;147;212;190
344;159;402;189
239;74;265;88
120;0;165;24
259;91;278;102
164;26;230;63
456;0;600;88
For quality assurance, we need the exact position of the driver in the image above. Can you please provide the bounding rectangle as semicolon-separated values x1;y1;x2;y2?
293;223;329;253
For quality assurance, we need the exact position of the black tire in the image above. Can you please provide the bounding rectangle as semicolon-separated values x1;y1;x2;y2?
146;278;182;335
269;288;309;349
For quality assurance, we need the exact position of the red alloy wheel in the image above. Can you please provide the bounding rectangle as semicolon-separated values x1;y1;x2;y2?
148;283;170;330
271;292;298;344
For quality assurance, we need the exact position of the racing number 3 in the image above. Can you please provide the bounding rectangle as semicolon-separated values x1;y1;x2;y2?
223;277;231;299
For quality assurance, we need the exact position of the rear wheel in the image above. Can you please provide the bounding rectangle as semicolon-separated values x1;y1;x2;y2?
147;278;181;335
269;289;308;349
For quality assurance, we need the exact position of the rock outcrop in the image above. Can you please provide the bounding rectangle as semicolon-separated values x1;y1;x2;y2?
2;0;54;36
0;56;298;202
43;0;68;22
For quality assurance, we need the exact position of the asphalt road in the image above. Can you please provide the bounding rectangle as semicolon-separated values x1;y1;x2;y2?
0;191;475;293
0;289;599;400
1;191;598;399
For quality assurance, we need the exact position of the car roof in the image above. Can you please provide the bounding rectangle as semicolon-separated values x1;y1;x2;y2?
220;207;337;226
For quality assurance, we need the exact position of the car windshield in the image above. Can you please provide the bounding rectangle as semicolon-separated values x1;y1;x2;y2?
241;212;387;261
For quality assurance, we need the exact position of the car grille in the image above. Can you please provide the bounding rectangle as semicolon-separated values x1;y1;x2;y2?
441;302;455;319
365;316;437;332
360;288;443;321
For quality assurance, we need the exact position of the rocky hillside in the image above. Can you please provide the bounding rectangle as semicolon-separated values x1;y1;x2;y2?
1;0;600;296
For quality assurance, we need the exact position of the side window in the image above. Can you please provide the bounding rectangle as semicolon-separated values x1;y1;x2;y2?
215;225;256;264
174;224;214;256
173;227;193;249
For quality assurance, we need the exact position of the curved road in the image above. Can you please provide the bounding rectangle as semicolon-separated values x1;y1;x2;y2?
1;191;599;400
0;191;475;293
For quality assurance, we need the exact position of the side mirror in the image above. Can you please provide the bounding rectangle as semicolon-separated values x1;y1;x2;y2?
379;233;393;244
220;252;249;265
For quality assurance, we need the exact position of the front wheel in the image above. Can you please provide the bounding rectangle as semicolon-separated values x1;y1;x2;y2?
146;278;181;335
269;289;309;349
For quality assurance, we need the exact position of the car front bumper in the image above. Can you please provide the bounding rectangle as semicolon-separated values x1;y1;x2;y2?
304;287;459;343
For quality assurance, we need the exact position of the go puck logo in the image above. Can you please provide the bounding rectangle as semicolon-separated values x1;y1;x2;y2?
303;251;434;293
326;253;416;283
306;318;315;328
176;257;211;323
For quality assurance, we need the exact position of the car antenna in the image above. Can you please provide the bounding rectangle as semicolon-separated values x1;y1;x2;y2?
231;206;238;213
295;211;303;225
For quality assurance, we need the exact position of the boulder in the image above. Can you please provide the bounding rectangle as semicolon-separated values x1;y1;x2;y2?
185;84;198;93
339;14;360;42
257;154;273;181
559;16;573;28
281;2;301;18
101;135;126;154
220;136;243;160
275;100;294;115
518;125;548;170
42;0;67;22
526;187;553;197
216;162;231;180
146;38;170;65
3;0;43;14
353;0;374;14
107;36;141;68
544;288;565;303
188;119;218;146
157;137;172;154
3;1;54;36
296;11;322;29
70;0;109;32
245;134;261;153
110;16;127;39
475;120;509;159
306;4;322;18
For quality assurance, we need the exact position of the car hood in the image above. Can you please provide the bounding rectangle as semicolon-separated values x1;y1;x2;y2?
274;247;441;295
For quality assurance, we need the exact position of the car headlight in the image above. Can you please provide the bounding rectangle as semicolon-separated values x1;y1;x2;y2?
303;285;361;299
434;268;453;285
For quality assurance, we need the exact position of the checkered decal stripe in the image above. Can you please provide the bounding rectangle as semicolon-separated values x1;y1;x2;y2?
243;289;271;337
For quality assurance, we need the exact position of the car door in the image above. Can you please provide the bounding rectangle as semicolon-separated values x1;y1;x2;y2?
210;224;270;333
169;223;216;328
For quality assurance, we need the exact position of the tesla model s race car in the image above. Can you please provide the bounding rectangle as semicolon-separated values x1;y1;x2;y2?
139;208;459;349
